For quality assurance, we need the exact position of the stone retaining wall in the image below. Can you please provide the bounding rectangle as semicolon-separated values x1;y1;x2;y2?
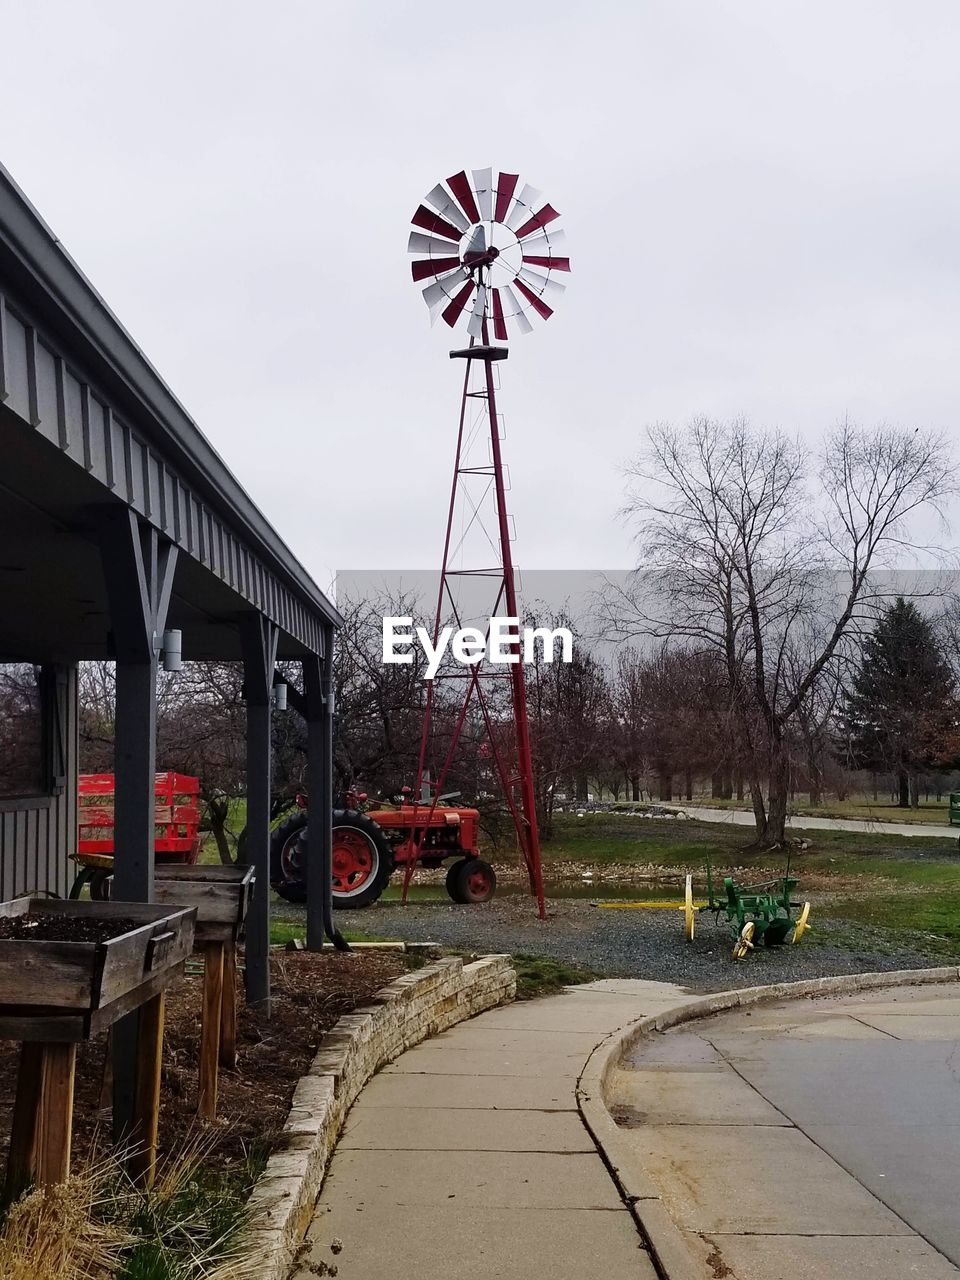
246;954;516;1279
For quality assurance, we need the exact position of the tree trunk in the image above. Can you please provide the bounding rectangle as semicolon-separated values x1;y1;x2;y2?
910;773;920;810
735;772;744;801
203;795;235;866
721;771;733;801
897;769;910;808
658;769;672;802
711;771;722;799
630;774;640;802
762;750;790;847
684;770;693;802
575;772;588;802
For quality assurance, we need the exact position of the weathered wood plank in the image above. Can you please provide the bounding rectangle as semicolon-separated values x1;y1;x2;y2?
129;993;164;1187
197;942;224;1121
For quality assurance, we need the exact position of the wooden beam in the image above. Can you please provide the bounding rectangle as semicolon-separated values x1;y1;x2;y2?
197;943;224;1120
129;992;165;1187
218;940;237;1070
35;1042;76;1186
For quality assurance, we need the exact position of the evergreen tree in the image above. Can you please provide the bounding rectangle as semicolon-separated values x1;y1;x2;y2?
840;598;960;807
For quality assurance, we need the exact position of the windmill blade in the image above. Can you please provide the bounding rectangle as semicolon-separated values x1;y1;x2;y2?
446;170;481;225
412;256;462;282
514;204;562;241
423;184;470;232
472;167;494;221
441;279;477;328
412;204;463;242
467;284;487;338
491;287;509;341
408;231;466;257
520;228;568;255
514;278;553;321
500;283;534;334
494;172;519;223
517;267;567;301
522;254;571;272
504;184;542;231
422;267;469;312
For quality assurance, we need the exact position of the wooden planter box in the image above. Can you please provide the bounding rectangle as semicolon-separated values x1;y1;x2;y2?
152;864;255;944
150;864;256;1120
0;897;196;1042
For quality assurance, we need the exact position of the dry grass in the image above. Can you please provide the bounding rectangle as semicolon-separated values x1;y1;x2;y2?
0;1154;130;1279
0;1131;266;1280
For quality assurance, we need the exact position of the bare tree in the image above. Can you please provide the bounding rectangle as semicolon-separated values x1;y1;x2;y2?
608;417;953;848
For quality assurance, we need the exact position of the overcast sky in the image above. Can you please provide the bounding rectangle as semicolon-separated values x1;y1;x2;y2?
2;1;958;594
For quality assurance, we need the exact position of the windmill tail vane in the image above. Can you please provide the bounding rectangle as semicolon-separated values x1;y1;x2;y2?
408;168;570;339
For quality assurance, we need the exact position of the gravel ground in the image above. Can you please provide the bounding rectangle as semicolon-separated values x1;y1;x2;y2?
275;895;941;992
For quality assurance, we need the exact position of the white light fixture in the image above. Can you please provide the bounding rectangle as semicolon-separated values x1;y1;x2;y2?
161;629;182;672
273;682;288;711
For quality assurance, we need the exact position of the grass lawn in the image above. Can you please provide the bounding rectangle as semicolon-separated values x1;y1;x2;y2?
538;812;960;957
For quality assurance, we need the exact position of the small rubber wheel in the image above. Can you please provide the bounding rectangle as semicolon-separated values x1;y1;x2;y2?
450;857;496;904
445;858;468;901
89;869;113;901
732;921;756;960
683;873;696;941
792;901;811;943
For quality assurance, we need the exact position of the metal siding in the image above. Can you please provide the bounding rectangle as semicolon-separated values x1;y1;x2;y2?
35;339;59;443
3;307;30;421
0;279;333;653
0;664;77;901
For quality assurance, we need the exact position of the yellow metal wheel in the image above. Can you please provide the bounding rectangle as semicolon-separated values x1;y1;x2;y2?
792;901;811;943
683;874;696;941
732;921;755;960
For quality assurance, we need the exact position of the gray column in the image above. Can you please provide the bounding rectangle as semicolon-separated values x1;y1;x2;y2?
240;615;278;1011
98;509;177;1140
303;630;347;952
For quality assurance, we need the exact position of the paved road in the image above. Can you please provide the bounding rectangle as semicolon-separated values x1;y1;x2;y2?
291;979;697;1280
611;983;960;1278
685;803;958;840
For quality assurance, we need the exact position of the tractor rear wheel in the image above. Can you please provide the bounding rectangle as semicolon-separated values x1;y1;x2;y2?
271;810;393;909
447;857;496;904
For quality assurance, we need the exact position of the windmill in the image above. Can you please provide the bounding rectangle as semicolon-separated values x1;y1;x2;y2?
404;168;570;920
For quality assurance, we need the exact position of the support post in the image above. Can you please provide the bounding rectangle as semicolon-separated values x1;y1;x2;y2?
304;634;347;951
240;615;278;1010
197;943;224;1120
98;509;177;1141
129;992;165;1186
219;939;238;1070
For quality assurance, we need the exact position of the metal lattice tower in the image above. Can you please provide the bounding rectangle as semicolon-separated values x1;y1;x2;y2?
403;168;570;919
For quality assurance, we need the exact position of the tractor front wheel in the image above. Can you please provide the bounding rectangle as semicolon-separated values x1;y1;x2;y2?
446;857;496;904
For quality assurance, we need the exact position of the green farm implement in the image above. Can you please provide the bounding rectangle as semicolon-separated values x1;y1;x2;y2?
683;858;811;959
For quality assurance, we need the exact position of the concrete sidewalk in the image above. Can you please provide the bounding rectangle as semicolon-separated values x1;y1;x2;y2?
291;979;695;1280
684;802;957;840
610;983;960;1278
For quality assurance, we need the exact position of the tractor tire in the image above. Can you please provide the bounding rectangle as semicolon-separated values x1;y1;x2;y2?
270;810;393;910
448;857;496;904
445;858;467;901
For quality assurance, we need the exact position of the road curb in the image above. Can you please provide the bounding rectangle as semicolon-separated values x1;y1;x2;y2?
576;965;960;1280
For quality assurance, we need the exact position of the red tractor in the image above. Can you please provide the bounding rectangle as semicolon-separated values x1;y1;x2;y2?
270;791;496;910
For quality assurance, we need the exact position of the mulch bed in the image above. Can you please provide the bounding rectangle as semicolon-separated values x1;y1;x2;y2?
0;948;408;1179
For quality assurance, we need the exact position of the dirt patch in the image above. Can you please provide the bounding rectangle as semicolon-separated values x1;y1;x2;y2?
0;948;407;1177
0;913;143;942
